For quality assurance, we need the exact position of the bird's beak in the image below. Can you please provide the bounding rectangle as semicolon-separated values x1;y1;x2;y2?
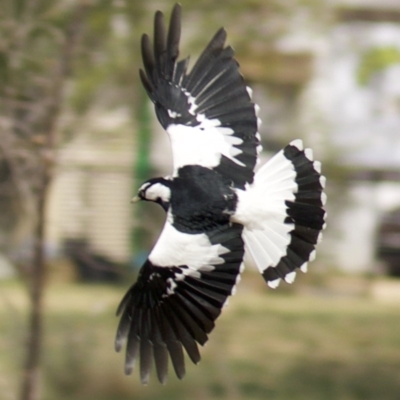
131;196;140;203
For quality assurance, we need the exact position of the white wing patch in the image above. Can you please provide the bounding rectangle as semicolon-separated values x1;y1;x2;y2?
149;219;229;275
167;117;245;174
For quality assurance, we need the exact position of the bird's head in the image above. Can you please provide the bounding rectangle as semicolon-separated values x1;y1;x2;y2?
132;177;171;211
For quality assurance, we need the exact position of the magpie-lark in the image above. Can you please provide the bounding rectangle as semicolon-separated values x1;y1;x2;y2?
115;3;326;385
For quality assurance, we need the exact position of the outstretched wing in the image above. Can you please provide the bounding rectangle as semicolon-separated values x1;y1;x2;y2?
140;4;261;189
115;221;244;384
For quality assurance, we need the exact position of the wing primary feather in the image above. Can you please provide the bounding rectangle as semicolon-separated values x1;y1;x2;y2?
167;295;209;345
116;290;131;317
154;10;166;74
115;309;131;352
148;308;169;383
139;68;154;96
183;28;227;93
140;339;153;385
167;340;186;379
156;306;187;379
175;289;217;333
139;309;153;384
125;328;140;375
175;57;189;84
162;299;202;363
141;34;155;81
153;343;169;384
166;3;181;79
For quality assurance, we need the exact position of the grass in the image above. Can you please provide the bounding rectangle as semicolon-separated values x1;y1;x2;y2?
1;273;400;400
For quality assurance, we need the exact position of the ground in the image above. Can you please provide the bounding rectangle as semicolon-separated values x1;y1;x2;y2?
1;271;400;400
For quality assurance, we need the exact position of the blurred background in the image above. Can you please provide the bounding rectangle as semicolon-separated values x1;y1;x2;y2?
1;0;400;399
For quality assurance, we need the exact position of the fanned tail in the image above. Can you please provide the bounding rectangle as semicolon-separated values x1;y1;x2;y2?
240;139;326;288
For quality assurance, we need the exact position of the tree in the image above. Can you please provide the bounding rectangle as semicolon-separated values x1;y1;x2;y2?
0;1;88;399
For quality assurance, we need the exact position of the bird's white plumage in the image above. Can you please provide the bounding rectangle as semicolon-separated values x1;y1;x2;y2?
232;146;297;230
244;228;290;267
149;217;229;272
253;152;296;185
300;263;308;273
313;161;322;173
246;86;253;98
232;146;299;275
268;278;281;289
284;271;297;284
290;139;303;150
167;109;182;118
167;117;245;174
141;182;171;202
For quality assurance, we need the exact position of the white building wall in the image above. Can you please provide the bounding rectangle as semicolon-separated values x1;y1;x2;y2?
46;106;134;263
87;171;132;262
47;170;88;246
47;167;133;263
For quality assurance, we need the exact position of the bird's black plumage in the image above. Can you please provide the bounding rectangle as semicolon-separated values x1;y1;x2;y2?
168;166;237;233
116;3;326;384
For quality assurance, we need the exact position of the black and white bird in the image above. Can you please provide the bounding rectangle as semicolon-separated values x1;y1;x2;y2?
115;4;326;384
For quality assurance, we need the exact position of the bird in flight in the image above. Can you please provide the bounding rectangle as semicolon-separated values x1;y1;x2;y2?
115;3;326;385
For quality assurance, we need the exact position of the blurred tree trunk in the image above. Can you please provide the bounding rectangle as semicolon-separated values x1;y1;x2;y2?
16;5;88;400
20;167;49;400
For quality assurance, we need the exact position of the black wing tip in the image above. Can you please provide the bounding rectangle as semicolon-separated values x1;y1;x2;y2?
115;338;123;353
154;9;164;22
115;262;243;383
141;33;151;53
154;3;182;41
141;33;155;86
139;68;154;94
125;364;134;376
140;3;184;96
167;4;182;60
154;10;166;56
175;365;186;380
215;27;227;41
114;280;198;384
155;2;181;17
171;3;182;18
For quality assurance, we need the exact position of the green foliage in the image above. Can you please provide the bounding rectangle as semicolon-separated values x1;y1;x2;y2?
358;46;400;86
